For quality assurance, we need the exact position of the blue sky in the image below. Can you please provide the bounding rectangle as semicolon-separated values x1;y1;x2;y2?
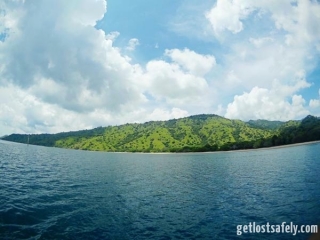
0;0;319;135
97;0;219;63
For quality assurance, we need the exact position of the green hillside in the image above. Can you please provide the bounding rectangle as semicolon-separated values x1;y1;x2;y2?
246;119;285;130
2;114;319;152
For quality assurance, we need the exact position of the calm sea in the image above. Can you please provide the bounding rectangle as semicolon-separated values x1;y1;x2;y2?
0;140;319;239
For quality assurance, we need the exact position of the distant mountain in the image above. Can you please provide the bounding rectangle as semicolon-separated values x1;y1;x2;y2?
2;114;320;152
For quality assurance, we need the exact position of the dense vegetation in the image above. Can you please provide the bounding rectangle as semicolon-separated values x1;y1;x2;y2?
2;114;319;152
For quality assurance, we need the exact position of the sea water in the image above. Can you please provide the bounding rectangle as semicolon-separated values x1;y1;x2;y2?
0;140;319;239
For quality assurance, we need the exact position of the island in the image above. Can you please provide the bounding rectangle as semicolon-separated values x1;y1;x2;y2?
2;114;320;153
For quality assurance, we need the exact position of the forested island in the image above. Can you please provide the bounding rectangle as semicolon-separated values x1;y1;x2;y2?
2;114;320;153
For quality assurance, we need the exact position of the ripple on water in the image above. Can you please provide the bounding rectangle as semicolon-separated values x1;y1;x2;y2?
0;141;320;239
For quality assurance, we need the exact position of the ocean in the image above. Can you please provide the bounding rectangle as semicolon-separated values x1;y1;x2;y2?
0;140;319;239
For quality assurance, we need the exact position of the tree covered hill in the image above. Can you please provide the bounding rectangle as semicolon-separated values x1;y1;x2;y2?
2;114;319;152
246;119;285;130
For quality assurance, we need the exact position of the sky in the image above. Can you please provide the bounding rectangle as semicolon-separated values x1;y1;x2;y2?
0;0;320;135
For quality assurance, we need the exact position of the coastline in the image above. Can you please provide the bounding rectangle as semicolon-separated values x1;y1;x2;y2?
122;140;320;155
1;139;319;155
209;140;320;154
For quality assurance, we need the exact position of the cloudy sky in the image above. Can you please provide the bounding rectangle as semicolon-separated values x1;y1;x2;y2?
0;0;320;135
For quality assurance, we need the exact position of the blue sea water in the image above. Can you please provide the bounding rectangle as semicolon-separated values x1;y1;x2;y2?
0;140;319;239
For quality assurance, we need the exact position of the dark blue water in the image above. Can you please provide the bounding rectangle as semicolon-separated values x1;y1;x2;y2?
0;140;319;239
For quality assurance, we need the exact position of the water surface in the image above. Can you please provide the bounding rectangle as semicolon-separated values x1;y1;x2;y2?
0;140;319;239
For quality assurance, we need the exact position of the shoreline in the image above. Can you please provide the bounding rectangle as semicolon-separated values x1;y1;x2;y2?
209;140;320;154
113;140;320;155
1;139;319;154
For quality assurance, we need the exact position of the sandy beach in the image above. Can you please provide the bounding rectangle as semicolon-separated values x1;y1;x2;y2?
214;140;320;154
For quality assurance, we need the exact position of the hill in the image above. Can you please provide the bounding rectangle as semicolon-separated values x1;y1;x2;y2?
246;119;285;130
2;114;319;152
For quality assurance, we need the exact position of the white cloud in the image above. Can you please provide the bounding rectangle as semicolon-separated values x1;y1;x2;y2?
165;48;216;76
309;88;320;109
144;59;209;106
215;38;310;93
147;108;189;121
0;1;24;34
249;37;274;48
1;0;319;136
224;67;311;120
141;48;218;114
206;0;320;50
106;31;120;41
225;70;241;86
205;0;320;121
225;84;310;121
0;85;91;135
126;38;139;51
0;0;145;114
0;0;217;135
205;0;253;36
310;99;320;109
0;0;152;135
0;85;190;136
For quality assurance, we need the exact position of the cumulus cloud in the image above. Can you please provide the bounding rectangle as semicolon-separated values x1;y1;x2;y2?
141;48;217;113
0;0;145;114
224;72;311;121
205;0;253;35
165;48;216;76
225;86;309;121
145;49;210;106
0;0;319;135
204;0;320;119
0;85;93;135
309;89;320;109
0;84;190;136
106;31;120;41
0;1;220;134
224;40;310;90
147;108;189;121
310;99;320;108
224;67;311;120
206;0;320;50
126;38;139;51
